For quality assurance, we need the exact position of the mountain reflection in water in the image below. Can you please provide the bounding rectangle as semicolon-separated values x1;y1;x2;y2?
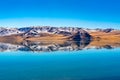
0;40;120;52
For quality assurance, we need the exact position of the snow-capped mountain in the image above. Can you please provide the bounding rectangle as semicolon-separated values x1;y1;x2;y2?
0;26;87;37
18;26;82;34
0;27;23;36
0;26;118;37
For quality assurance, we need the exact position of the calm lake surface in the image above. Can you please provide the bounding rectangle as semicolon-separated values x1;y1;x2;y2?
0;47;120;80
0;48;120;80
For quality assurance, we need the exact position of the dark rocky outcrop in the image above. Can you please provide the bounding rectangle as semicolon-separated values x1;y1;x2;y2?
71;30;91;41
103;28;114;33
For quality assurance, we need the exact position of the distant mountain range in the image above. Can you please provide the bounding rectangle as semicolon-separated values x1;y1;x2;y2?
0;26;84;36
0;26;91;41
0;26;120;43
0;27;118;36
0;26;120;52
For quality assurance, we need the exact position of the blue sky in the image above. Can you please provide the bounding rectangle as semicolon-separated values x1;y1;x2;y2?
0;0;120;29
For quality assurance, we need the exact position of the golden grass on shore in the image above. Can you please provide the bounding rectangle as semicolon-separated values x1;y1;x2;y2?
88;31;120;47
0;35;24;44
90;31;120;41
0;34;70;45
26;34;68;41
0;31;120;48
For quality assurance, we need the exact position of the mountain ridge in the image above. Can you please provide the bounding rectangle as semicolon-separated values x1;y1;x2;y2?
0;26;120;44
0;26;91;42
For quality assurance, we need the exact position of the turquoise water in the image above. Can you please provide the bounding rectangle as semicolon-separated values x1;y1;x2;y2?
0;48;120;80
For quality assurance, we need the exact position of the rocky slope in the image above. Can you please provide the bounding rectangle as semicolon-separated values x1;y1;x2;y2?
0;27;22;36
0;26;91;41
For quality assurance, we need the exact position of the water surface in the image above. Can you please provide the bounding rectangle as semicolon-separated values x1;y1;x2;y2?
0;47;120;80
0;40;120;80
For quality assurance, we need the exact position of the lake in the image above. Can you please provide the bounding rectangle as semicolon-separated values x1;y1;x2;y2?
0;41;120;80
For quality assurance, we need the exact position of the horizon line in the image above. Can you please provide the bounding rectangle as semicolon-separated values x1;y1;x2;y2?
0;26;119;30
